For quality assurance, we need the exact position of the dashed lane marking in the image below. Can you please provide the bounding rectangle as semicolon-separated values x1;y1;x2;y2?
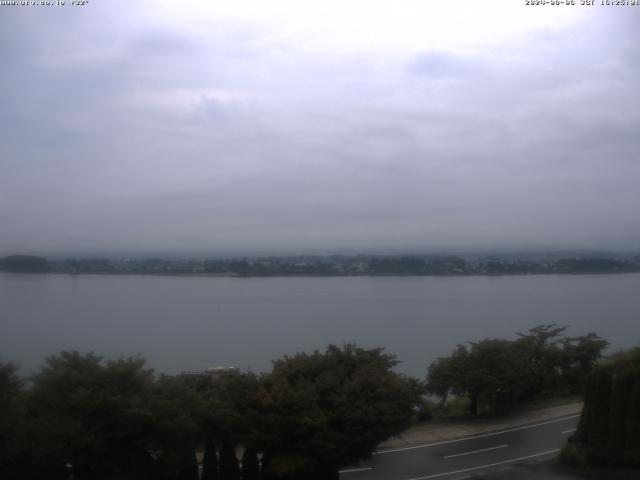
443;444;508;459
405;449;561;480
339;467;373;474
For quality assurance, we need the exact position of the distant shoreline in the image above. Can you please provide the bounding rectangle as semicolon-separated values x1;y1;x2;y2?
2;253;639;277
3;270;640;279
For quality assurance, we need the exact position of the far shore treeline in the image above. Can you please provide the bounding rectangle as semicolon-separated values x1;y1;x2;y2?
2;253;640;276
0;325;612;480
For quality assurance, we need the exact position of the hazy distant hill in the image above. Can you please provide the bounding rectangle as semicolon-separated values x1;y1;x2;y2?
0;255;50;273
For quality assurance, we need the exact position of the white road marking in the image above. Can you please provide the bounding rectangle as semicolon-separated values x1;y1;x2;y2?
339;467;373;474
405;449;561;480
374;415;580;455
443;444;508;459
562;428;577;434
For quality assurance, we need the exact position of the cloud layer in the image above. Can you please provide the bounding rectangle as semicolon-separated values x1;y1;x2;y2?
1;1;639;255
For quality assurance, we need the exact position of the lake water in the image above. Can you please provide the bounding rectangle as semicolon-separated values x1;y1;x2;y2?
1;273;639;378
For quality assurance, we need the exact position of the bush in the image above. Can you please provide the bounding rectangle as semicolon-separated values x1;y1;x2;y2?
559;443;589;470
569;346;640;469
415;400;434;423
431;396;471;420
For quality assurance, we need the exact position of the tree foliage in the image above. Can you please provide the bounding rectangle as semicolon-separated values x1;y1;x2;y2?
219;439;241;480
241;447;260;480
0;344;421;479
426;325;608;416
26;351;158;479
1;334;608;478
0;363;28;480
257;344;422;478
201;436;219;480
567;347;640;469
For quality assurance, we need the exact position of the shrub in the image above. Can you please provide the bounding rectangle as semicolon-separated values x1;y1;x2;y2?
559;443;589;470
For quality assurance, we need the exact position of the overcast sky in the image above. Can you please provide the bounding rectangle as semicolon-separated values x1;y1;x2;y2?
1;0;639;256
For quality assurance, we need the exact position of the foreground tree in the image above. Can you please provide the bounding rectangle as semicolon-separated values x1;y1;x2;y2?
427;325;608;416
561;332;610;394
26;351;158;480
426;354;460;404
201;436;219;480
0;363;30;480
515;324;568;396
427;340;528;416
197;371;262;444
257;344;422;479
218;439;240;480
241;447;260;480
564;347;640;469
150;374;206;479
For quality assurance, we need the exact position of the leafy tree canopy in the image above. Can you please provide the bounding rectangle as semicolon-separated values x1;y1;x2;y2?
258;344;422;478
427;325;608;416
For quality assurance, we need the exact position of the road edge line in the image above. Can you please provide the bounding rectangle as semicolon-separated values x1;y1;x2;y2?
406;448;561;479
375;415;580;455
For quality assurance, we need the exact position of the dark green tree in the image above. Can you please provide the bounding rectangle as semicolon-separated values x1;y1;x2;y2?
625;380;640;467
257;344;421;478
196;372;261;446
561;332;609;393
515;324;568;397
0;363;30;480
260;451;276;480
241;447;260;480
427;325;605;416
150;374;206;479
606;372;634;464
425;355;460;403
27;351;158;480
219;439;240;480
177;449;199;480
427;340;529;416
201;436;219;480
567;347;640;469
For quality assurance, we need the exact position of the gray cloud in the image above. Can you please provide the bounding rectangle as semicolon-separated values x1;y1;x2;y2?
1;3;639;255
408;50;484;78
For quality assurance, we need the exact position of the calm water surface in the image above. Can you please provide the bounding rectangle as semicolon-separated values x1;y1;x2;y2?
1;273;639;378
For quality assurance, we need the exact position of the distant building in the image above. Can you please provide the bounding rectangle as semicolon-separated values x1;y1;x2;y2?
181;366;241;380
205;366;240;379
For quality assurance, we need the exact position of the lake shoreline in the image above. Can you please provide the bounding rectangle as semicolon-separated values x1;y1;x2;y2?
4;270;640;279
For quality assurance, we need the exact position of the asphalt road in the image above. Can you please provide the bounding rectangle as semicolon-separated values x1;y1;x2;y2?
339;415;580;480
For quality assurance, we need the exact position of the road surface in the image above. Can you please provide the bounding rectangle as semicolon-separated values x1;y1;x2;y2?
340;415;579;480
